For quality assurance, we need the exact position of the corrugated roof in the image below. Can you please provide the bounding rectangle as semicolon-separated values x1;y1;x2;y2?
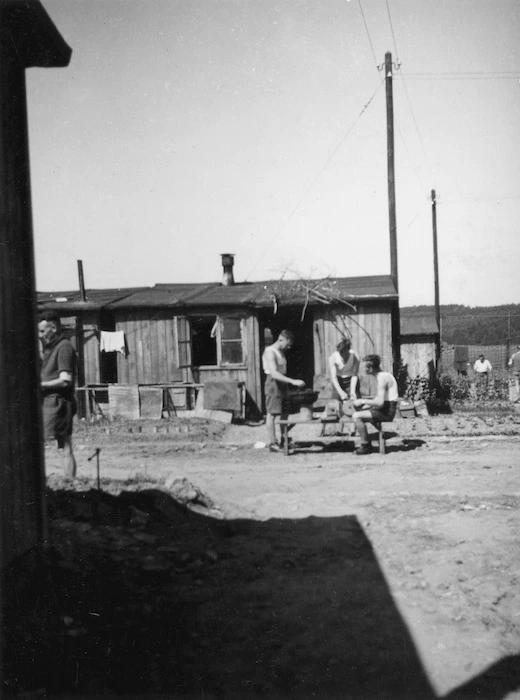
112;275;397;309
400;314;439;336
108;283;218;308
37;287;147;312
38;275;398;312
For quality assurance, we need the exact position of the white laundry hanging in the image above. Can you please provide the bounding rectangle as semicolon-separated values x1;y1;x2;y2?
100;330;126;354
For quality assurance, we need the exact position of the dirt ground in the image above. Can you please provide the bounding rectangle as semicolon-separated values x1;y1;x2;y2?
4;408;520;699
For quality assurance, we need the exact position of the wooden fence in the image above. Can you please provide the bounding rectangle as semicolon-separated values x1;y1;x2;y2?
440;344;510;374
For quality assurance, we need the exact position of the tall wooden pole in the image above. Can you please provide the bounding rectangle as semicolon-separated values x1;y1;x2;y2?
385;52;400;374
386;52;398;292
431;190;441;364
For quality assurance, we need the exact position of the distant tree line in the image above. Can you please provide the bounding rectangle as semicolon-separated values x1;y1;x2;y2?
401;304;520;346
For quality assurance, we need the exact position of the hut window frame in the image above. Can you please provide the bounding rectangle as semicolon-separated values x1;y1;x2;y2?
190;314;245;368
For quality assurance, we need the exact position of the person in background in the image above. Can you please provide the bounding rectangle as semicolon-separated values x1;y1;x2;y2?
473;353;492;392
262;329;305;452
39;311;78;477
352;354;398;456
328;338;360;403
508;345;520;402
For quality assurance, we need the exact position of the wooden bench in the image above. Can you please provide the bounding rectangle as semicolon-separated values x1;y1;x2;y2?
278;417;354;456
279;417;396;456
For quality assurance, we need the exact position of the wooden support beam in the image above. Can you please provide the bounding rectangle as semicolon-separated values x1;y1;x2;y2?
0;0;71;688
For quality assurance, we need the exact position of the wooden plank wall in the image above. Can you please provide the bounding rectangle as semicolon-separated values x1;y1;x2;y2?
0;401;43;568
401;337;436;378
61;313;100;385
115;309;263;414
313;302;394;396
198;367;248;384
81;313;101;385
116;310;183;384
313;302;394;373
245;313;262;413
0;55;45;568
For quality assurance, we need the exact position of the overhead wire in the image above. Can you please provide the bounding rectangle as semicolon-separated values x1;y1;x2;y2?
384;0;399;63
245;0;386;283
244;81;384;282
357;0;381;75
400;71;520;80
385;0;435;187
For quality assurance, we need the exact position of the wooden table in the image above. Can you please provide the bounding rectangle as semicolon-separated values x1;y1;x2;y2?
278;417;355;456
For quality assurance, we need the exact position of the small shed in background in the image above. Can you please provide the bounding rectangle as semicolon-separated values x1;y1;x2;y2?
400;313;439;380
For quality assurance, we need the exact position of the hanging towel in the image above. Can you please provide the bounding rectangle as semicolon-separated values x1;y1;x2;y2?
100;330;126;354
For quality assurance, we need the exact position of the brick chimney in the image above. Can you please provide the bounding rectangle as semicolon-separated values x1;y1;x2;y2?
221;253;235;286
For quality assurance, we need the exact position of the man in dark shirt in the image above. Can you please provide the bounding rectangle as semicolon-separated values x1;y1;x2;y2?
39;311;77;477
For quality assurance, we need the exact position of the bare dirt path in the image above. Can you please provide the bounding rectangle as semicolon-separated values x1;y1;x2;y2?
12;415;520;699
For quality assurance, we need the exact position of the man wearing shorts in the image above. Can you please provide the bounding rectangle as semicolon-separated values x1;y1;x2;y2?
262;329;305;452
39;311;78;477
352;354;398;455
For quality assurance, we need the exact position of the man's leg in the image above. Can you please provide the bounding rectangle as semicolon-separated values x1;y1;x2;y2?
266;412;278;446
352;409;374;454
59;434;77;478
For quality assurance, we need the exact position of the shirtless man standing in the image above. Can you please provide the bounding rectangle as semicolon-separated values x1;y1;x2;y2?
262;329;305;452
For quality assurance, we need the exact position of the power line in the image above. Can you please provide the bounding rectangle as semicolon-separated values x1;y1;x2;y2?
384;0;434;185
403;71;520;76
400;73;520;81
440;195;520;204
356;0;380;74
244;82;384;282
384;0;399;63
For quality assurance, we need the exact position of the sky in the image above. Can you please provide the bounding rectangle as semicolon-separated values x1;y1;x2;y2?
27;0;520;307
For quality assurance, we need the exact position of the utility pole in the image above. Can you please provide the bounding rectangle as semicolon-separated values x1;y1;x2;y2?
506;312;511;368
382;51;401;374
385;51;398;293
431;190;441;364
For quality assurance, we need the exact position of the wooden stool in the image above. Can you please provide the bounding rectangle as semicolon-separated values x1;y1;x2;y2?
373;422;387;455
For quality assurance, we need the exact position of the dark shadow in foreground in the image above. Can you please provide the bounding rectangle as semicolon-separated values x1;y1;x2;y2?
3;487;519;699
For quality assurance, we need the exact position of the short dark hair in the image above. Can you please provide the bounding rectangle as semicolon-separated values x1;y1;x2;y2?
363;354;381;371
38;310;61;329
278;329;294;342
337;338;351;359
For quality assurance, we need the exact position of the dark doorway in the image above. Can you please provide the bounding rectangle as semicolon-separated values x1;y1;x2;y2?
259;308;315;388
100;312;118;384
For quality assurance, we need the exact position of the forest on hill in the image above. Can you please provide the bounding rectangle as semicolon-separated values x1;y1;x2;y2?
401;304;520;345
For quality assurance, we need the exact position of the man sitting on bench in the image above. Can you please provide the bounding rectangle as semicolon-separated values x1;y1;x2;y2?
352;354;398;455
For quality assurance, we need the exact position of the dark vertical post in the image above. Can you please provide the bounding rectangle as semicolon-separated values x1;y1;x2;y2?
76;260;86;406
431;190;441;365
0;10;46;566
386;52;398;292
506;312;511;368
77;259;87;301
0;1;71;689
385;51;400;374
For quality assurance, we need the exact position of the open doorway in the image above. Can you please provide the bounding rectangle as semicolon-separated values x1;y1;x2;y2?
259;308;315;389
